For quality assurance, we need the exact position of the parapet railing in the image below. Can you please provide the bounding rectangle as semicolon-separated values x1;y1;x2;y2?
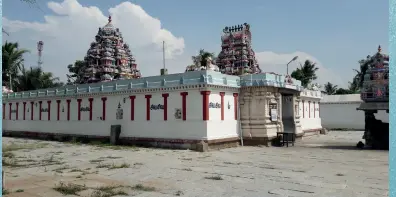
3;71;241;100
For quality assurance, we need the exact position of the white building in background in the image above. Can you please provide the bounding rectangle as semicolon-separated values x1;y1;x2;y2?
320;94;388;130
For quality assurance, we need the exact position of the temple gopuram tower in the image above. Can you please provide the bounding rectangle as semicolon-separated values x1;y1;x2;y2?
81;16;141;84
216;23;262;75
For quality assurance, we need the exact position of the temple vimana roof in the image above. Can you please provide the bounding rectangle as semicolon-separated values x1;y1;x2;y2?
80;16;141;84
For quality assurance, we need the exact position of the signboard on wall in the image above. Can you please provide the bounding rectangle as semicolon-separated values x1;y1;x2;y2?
270;109;277;121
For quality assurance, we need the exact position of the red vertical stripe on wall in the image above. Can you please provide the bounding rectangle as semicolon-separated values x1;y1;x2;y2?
16;102;19;120
220;92;225;120
129;96;136;121
9;103;12;120
145;95;152;121
30;101;34;120
180;92;188;121
302;100;305;118
101;97;107;121
47;101;51;121
308;101;311;118
77;99;82;121
66;100;71;121
23;102;26;120
38;101;42;120
88;98;94;121
56;100;61;121
201;91;211;121
162;93;169;121
233;93;238;120
3;103;5;120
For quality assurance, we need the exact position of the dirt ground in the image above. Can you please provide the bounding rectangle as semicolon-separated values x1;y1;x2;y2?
2;131;388;197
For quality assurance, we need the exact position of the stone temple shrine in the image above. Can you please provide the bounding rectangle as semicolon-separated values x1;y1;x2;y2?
80;16;141;84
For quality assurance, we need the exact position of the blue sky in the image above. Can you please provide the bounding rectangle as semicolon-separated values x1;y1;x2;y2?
3;0;388;87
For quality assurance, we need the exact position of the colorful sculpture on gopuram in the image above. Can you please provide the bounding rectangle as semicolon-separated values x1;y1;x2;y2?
216;23;262;75
80;16;141;84
361;45;389;102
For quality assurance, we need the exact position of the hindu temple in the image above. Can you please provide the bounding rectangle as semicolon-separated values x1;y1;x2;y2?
360;45;389;102
216;23;262;75
80;16;141;84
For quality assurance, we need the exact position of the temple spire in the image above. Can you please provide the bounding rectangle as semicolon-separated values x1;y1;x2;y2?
378;45;382;53
108;15;112;23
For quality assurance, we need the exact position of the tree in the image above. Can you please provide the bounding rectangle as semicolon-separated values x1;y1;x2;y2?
290;60;319;88
324;82;338;95
335;88;353;95
191;49;215;67
2;42;30;91
15;66;63;91
66;60;86;84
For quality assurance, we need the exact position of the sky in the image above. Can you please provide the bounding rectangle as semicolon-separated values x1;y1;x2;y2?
2;0;388;88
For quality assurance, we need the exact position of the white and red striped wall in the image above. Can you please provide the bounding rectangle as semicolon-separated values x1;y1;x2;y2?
3;89;239;141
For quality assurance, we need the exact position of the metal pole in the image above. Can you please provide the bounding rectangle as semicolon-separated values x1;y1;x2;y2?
162;41;165;69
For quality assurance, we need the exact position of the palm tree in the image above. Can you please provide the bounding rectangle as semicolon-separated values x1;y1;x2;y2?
2;42;30;91
290;60;319;87
191;49;215;68
16;66;63;91
324;82;338;95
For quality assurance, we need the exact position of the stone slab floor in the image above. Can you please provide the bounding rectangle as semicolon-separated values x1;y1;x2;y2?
2;131;388;197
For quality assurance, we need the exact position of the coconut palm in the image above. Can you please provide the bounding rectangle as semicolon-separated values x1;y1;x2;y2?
290;60;319;87
66;60;86;84
324;82;338;95
191;49;215;68
16;66;63;91
2;42;30;91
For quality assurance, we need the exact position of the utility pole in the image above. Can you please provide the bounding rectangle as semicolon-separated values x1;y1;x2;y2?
160;41;168;76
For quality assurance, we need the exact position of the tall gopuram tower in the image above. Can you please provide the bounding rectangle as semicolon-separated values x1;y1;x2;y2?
81;16;141;84
361;45;389;102
216;23;262;76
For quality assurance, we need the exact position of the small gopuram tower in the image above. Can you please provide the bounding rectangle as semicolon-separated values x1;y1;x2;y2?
216;23;262;76
81;16;141;84
361;45;389;102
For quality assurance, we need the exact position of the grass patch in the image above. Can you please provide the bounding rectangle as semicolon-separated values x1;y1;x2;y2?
205;175;223;180
180;158;192;161
70;168;83;173
3;142;49;152
53;166;70;173
182;168;192;171
336;173;345;176
15;189;24;193
90;159;105;163
96;162;130;170
3;152;15;158
2;189;10;195
53;182;86;195
175;190;184;196
102;156;122;159
131;184;156;192
76;175;82;178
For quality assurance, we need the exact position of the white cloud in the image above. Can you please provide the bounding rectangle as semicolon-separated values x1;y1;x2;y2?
256;51;346;87
3;0;186;81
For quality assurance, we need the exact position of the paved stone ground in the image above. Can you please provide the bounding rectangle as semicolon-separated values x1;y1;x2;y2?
2;131;388;197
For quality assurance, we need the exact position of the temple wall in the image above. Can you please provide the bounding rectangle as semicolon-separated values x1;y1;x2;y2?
299;90;323;136
320;94;388;130
2;90;209;140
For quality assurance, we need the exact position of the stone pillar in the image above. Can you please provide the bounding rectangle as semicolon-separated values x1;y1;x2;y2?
293;95;303;137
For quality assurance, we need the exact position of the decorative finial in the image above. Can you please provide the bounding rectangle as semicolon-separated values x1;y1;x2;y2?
108;15;112;23
378;45;382;53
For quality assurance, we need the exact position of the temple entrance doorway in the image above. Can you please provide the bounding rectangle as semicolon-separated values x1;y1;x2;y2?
281;94;295;133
